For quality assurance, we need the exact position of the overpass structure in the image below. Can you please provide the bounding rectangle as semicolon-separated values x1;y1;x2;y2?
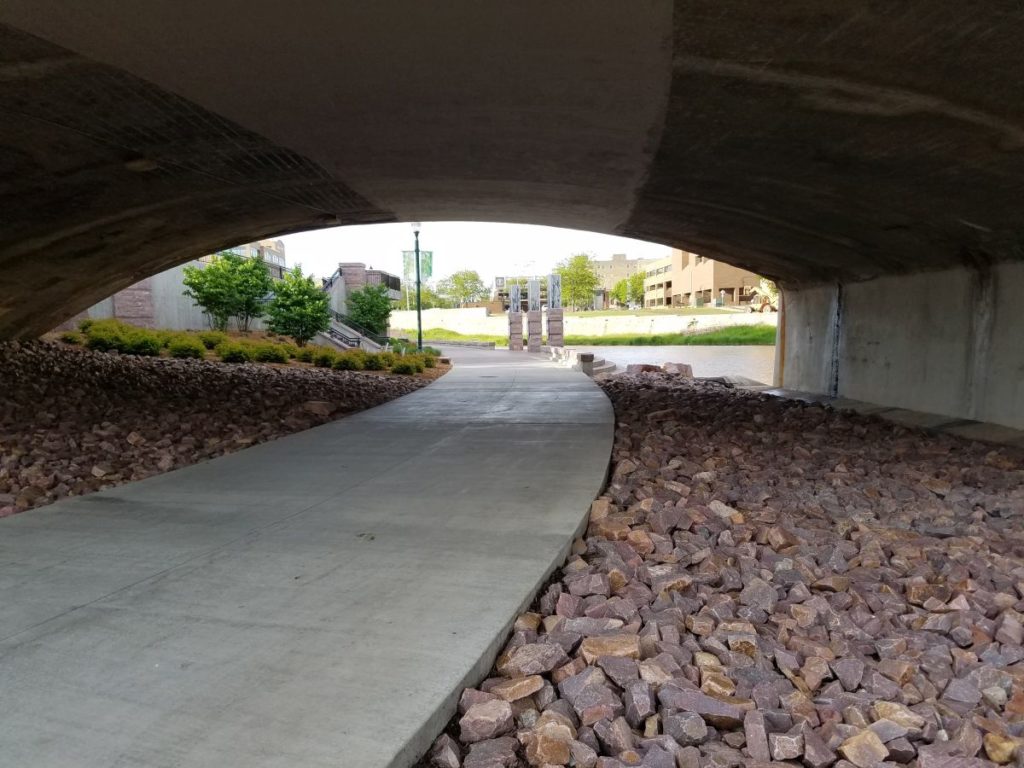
2;2;1023;427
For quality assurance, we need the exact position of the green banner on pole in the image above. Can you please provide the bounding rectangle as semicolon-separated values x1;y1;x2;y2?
402;250;433;281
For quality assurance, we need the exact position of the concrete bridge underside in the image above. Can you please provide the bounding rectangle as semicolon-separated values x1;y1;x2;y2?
2;2;1024;426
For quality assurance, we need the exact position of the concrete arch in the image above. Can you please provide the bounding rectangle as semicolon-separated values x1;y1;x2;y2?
2;3;1024;426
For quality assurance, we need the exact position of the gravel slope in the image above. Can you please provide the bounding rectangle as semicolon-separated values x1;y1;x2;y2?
431;374;1024;768
0;342;429;516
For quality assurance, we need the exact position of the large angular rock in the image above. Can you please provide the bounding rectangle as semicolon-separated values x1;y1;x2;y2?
460;699;514;743
580;635;641;664
838;730;889;768
490;675;544;702
430;733;462;768
463;737;519;768
657;686;746;729
497;642;569;677
769;731;804;761
664;711;708;747
743;711;771;762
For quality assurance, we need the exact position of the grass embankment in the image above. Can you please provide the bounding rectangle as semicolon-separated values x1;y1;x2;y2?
416;328;510;345
52;319;445;377
409;325;776;346
564;307;730;317
565;325;777;346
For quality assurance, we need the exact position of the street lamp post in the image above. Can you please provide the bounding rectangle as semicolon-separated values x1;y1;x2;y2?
412;222;423;351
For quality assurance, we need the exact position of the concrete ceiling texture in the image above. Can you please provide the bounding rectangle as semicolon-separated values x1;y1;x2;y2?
2;2;1023;337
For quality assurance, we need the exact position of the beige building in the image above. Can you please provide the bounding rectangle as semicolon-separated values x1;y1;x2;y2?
201;239;288;279
644;249;760;307
592;253;650;290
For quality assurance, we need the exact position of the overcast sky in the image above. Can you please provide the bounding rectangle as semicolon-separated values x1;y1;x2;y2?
279;222;673;285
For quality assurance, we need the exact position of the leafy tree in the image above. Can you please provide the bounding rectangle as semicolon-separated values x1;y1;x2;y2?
182;253;239;331
267;266;330;346
234;255;274;331
627;271;646;307
610;278;628;307
396;281;451;310
751;277;779;305
347;283;392;335
182;251;272;331
437;270;487;307
554;253;600;310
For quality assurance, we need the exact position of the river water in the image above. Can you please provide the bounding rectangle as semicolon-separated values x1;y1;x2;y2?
574;345;776;384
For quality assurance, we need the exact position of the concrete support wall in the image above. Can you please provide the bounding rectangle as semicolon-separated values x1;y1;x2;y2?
390;307;776;338
781;263;1024;429
149;263;212;330
72;260;267;332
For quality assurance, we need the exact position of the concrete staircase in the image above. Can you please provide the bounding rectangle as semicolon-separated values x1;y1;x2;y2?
543;347;618;377
318;314;385;352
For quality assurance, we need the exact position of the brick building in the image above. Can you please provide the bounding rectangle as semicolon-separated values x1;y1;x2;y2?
644;249;761;307
591;253;651;291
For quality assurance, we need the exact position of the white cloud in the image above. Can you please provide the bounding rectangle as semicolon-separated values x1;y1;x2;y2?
279;221;672;285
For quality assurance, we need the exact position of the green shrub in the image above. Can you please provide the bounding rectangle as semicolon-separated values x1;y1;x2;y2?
216;341;253;363
379;351;396;367
167;335;206;359
362;353;386;370
197;330;228;350
84;323;127;352
412;357;425;373
295;347;315;363
332;352;364;371
389;339;417;355
124;331;162;356
153;329;176;349
422;346;441;357
313;349;337;368
252;343;289;364
78;318;94;333
60;331;83;345
390;360;417;375
421;354;436;369
279;342;299;359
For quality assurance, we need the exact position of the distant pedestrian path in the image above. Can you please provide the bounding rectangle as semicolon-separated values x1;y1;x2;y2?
0;347;613;768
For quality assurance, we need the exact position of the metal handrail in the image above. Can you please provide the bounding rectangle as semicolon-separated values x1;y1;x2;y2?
325;326;360;347
329;310;388;346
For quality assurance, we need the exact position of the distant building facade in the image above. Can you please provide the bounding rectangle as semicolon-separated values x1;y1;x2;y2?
203;239;288;280
65;240;288;330
591;253;651;291
493;276;548;312
644;249;760;308
323;262;402;316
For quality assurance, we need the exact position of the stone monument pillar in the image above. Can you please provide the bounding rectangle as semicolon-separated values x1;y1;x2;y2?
508;284;523;350
546;274;563;348
526;279;542;353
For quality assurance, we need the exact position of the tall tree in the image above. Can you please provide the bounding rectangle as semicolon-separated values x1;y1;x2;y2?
396;281;451;310
183;251;271;331
610;278;628;307
554;253;600;310
347;284;392;335
266;266;330;346
437;270;487;307
627;271;646;307
234;255;274;331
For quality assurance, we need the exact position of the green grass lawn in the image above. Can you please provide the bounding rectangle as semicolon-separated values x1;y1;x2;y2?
400;324;776;346
407;328;510;345
564;307;731;317
564;325;777;346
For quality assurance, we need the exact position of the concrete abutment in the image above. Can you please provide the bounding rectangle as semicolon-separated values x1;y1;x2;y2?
780;262;1024;429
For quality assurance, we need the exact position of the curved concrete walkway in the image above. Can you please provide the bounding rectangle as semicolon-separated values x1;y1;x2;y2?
0;348;613;767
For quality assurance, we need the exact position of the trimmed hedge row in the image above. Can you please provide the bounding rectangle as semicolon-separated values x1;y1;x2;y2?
310;347;436;375
68;320;437;376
